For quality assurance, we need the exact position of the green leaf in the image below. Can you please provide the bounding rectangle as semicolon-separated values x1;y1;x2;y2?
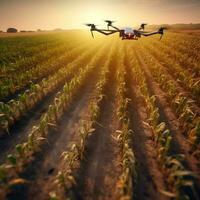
156;122;166;133
15;144;24;155
7;154;17;166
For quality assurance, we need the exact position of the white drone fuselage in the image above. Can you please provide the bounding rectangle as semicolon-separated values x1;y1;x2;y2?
124;27;134;34
122;27;140;39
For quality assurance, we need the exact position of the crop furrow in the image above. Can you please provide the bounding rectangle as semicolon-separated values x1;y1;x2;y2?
143;37;200;76
0;42;90;101
12;43;111;200
136;44;200;109
133;46;200;152
138;42;200;100
136;49;200;184
48;42;120;200
123;46;169;200
129;49;200;199
0;40;76;76
0;42;110;199
0;43;109;164
0;42;103;135
154;34;200;62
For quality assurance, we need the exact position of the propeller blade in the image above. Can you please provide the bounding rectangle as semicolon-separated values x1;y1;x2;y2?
84;23;97;29
84;23;96;38
104;20;116;27
104;20;115;23
140;23;147;30
85;23;92;26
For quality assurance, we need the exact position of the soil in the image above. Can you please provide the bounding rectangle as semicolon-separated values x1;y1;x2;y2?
135;50;200;194
0;44;85;103
0;45;104;164
0;34;199;200
6;44;109;200
74;48;121;200
124;51;169;200
140;43;200;105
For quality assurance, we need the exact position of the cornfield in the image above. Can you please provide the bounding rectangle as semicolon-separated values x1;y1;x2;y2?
0;31;200;200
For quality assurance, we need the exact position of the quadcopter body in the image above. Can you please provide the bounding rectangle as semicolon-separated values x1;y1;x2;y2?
85;21;166;40
122;27;140;40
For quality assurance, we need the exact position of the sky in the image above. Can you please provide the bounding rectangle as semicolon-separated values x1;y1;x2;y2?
0;0;200;31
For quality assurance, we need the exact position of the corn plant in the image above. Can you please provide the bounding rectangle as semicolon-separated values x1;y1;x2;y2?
188;120;200;149
115;57;136;200
164;155;198;200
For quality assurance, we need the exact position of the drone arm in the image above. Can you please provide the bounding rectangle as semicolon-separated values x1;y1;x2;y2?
110;25;120;31
140;27;165;38
94;29;119;35
140;31;160;37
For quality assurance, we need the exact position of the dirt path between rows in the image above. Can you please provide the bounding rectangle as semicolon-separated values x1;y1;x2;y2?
74;50;121;200
7;44;113;200
137;44;200;109
0;82;65;164
0;44;83;103
124;51;169;200
7;48;109;200
135;51;200;195
0;45;105;164
24;80;98;200
140;44;200;105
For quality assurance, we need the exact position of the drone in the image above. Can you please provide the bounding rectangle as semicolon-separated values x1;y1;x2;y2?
85;20;167;40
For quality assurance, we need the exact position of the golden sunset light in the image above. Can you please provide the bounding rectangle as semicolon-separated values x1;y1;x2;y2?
0;0;200;31
0;1;200;200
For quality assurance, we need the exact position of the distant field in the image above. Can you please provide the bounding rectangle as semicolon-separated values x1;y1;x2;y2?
0;31;70;37
0;31;200;200
172;29;200;35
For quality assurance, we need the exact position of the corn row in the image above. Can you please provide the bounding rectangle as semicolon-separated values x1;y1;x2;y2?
0;34;66;68
0;44;104;133
134;46;200;150
128;56;198;200
0;42;89;100
144;37;200;77
115;53;136;200
50;47;114;200
160;33;200;60
1;38;77;76
139;42;200;99
0;48;104;196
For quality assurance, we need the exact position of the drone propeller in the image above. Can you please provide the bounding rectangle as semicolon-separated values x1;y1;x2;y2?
140;23;147;30
85;23;97;29
104;20;115;30
158;27;167;40
85;23;97;38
